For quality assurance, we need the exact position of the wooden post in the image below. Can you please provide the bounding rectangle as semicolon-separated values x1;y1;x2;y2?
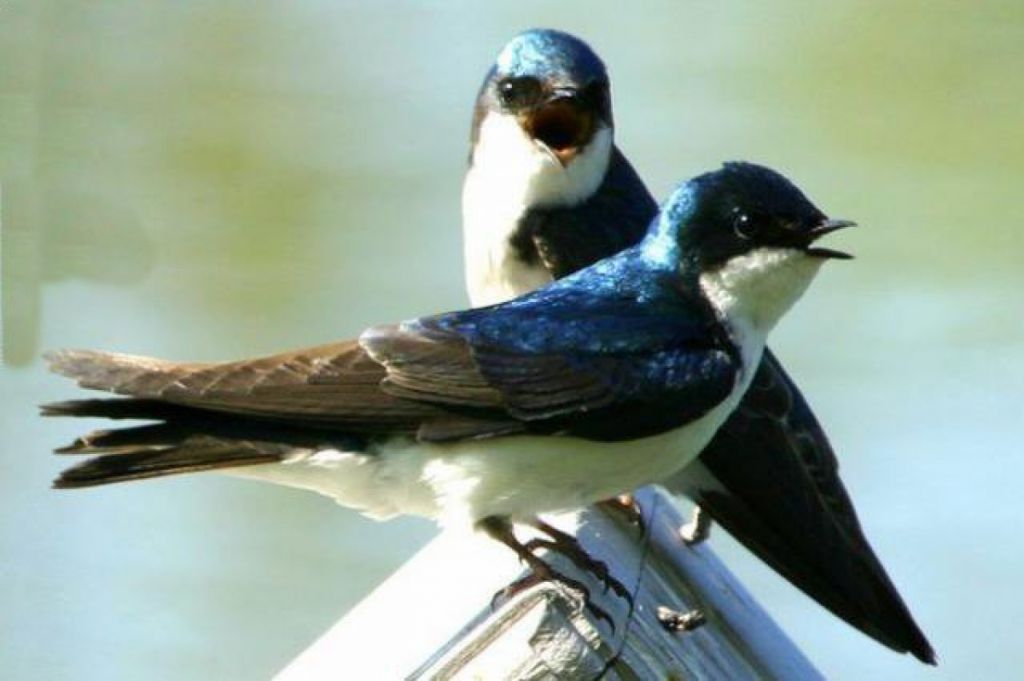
277;487;823;680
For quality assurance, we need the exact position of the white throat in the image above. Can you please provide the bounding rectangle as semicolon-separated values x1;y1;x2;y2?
462;112;613;307
700;248;825;373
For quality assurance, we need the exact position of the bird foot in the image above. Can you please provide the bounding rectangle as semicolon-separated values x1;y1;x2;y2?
479;515;620;629
491;561;615;628
599;493;644;531
522;536;632;604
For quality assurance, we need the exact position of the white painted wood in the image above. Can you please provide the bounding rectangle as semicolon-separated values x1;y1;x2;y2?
277;487;823;680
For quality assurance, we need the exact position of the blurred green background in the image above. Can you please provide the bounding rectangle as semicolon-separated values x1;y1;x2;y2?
1;1;1021;679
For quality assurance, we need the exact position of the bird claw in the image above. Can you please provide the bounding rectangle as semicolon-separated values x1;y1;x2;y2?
490;561;616;629
599;493;645;531
523;536;632;603
479;516;625;631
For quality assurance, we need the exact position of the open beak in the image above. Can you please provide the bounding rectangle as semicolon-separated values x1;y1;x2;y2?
522;90;596;167
805;218;857;260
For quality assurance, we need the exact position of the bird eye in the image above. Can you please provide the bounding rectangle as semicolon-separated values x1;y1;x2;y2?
497;77;542;109
581;79;609;106
732;211;760;239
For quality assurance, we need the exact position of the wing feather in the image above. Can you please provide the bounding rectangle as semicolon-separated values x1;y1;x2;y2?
361;293;739;441
48;287;738;444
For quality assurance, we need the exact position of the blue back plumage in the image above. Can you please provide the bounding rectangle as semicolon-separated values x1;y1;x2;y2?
375;162;828;440
428;240;712;357
430;161;823;358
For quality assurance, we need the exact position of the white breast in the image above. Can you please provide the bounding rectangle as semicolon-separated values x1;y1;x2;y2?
700;247;826;372
461;114;612;307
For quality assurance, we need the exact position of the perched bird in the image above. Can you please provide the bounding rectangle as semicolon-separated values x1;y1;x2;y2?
460;28;934;664
47;163;844;624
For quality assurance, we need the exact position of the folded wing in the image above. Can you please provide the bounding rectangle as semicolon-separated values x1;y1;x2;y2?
45;288;739;486
668;350;936;663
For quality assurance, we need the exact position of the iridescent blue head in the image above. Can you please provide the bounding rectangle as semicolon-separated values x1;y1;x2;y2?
494;29;607;98
644;162;855;272
471;29;612;166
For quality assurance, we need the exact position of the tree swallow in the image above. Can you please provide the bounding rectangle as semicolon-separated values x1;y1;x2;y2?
48;162;846;628
461;29;934;664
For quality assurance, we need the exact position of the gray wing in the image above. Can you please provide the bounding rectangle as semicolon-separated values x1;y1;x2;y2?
44;341;446;487
44;341;442;432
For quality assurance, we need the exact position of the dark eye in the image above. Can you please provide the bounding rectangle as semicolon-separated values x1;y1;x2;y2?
581;79;610;110
497;77;542;109
732;211;761;239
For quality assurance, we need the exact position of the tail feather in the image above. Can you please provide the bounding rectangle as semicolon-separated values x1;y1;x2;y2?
54;439;287;489
56;422;212;454
42;398;197;421
44;397;367;490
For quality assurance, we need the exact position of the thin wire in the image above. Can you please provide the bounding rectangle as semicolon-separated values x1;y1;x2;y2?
594;492;660;680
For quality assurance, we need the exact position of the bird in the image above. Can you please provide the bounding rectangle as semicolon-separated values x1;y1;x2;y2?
460;28;935;664
47;162;846;626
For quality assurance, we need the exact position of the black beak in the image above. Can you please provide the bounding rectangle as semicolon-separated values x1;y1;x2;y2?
522;88;596;167
805;218;856;260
